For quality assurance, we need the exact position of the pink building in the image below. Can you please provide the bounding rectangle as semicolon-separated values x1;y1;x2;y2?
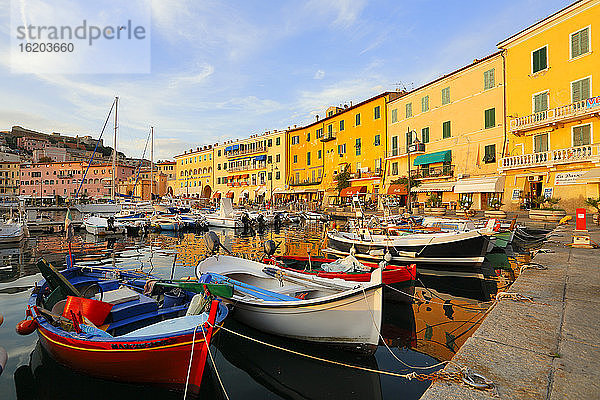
19;161;135;199
17;137;51;152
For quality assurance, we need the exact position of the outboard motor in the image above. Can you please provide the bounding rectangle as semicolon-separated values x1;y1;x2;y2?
241;212;251;228
204;231;221;254
107;217;115;231
257;214;266;227
264;240;277;257
273;213;282;227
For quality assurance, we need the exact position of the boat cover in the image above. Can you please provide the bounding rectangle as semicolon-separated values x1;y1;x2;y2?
321;254;371;273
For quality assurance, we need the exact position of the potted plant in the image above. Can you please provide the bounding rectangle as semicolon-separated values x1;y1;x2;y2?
529;196;566;222
424;193;446;216
584;197;600;224
485;199;507;219
456;198;476;218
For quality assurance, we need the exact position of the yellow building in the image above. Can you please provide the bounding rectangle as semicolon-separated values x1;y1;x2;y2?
287;92;402;204
174;145;214;198
157;161;176;197
385;52;506;210
213;130;287;204
0;161;20;198
118;166;168;200
498;0;600;212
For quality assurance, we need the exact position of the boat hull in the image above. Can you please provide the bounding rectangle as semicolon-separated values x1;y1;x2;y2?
84;225;126;236
205;216;243;228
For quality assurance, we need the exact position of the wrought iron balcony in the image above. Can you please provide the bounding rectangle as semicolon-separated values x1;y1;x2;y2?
226;162;267;173
225;146;266;158
498;145;599;171
320;132;336;142
510;97;600;134
289;177;322;186
410;165;454;179
350;170;382;179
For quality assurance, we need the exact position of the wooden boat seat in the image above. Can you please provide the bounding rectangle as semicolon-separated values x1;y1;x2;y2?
106;304;188;336
98;287;140;305
109;293;158;322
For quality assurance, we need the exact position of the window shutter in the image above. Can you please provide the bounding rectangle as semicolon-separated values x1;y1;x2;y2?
540;47;547;70
582;78;590;100
580;28;589;54
572;80;581;102
571;32;580;58
573;127;582;146
541;93;548;111
533;51;539;72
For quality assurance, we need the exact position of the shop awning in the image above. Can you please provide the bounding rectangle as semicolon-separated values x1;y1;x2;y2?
241;174;249;179
225;191;234;198
414;150;452;166
578;168;600;182
453;176;505;193
212;191;221;199
232;144;239;150
255;155;267;161
340;186;367;197
387;184;408;195
225;146;232;152
411;182;454;192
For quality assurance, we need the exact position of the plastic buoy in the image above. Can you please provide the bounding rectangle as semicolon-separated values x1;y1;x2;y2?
0;346;7;376
16;319;37;336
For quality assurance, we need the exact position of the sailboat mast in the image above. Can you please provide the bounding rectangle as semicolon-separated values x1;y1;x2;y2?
112;96;118;202
150;126;154;202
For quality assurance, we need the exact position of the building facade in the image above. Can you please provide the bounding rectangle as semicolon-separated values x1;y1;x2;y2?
385;52;506;210
287;93;402;204
498;0;600;212
157;161;176;197
174;145;214;199
0;161;20;197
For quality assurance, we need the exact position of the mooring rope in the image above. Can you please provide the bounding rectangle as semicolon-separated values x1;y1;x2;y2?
201;325;230;400
183;325;199;400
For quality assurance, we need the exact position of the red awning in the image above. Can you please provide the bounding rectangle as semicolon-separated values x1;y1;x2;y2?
212;191;221;199
340;186;367;197
226;191;234;198
387;184;408;195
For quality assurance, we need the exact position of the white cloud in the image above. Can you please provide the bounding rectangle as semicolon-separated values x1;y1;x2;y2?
305;0;368;28
313;69;325;80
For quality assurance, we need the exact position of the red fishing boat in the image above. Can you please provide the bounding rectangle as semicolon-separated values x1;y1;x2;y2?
20;260;231;395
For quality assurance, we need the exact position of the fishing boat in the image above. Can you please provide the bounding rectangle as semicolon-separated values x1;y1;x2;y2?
196;250;383;351
204;198;245;228
301;211;328;221
0;219;25;244
150;214;181;231
83;215;126;236
325;228;490;270
21;260;230;393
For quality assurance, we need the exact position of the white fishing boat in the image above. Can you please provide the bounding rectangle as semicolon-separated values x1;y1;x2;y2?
83;215;126;236
204;198;245;228
150;214;181;231
0;219;25;244
196;254;383;351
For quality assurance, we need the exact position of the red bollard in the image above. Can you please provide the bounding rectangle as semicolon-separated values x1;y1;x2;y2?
576;208;587;231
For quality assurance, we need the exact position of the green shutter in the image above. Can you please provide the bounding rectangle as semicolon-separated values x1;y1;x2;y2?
582;78;590;100
573;127;582;146
572;31;581;58
485;108;495;128
540;47;547;70
443;121;451;138
580;28;589;54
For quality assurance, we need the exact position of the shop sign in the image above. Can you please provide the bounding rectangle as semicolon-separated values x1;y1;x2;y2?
543;187;553;198
554;171;585;185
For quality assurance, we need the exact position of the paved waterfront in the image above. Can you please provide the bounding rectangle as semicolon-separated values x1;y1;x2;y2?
420;221;600;399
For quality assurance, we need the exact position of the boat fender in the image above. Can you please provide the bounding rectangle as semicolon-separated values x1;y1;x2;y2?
0;313;3;327
16;319;37;335
264;240;277;257
0;346;7;376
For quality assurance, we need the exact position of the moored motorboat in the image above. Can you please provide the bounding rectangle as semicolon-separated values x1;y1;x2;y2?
0;219;25;244
196;251;383;352
205;198;245;228
21;260;230;393
83;215;126;236
150;214;181;231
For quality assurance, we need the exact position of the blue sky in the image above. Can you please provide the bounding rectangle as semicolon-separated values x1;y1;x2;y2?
0;0;571;160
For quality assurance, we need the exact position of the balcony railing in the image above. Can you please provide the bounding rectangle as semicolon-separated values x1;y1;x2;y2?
225;146;266;158
510;97;600;133
387;146;425;158
410;165;454;179
499;145;598;170
350;170;382;179
289;178;322;186
226;162;267;173
320;132;336;142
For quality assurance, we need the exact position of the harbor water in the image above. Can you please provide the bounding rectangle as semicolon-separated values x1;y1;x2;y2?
0;222;521;399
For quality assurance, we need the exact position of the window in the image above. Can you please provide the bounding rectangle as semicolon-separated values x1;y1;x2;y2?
276;171;280;180
355;138;361;156
374;134;380;146
374;106;381;119
484;144;496;163
338;144;346;155
318;149;322;159
532;46;547;73
571;27;590;59
268;172;272;180
291;135;300;144
293;155;298;163
534;133;549;153
573;124;592;146
268;155;272;164
572;77;591;102
307;152;311;165
533;91;549;113
442;121;451;138
484;69;495;90
484;108;496;129
276;137;281;146
375;158;381;172
276;154;280;162
268;139;272;147
391;162;398;175
421;96;429;112
307;132;311;141
391;109;397;123
355;113;361;126
339;120;345;131
441;87;450;105
421;127;430;143
405;131;412;147
328;110;334;117
405;103;412;118
391;136;398;156
223;162;228;169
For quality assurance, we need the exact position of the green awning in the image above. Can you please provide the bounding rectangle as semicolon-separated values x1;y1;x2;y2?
414;150;452;166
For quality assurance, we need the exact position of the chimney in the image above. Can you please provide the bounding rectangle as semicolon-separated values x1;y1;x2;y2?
316;115;319;121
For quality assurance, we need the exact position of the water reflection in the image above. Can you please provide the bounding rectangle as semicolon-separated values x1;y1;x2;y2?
0;223;524;400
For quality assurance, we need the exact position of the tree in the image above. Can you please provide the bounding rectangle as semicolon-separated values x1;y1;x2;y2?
39;156;53;163
391;175;420;188
335;165;351;194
